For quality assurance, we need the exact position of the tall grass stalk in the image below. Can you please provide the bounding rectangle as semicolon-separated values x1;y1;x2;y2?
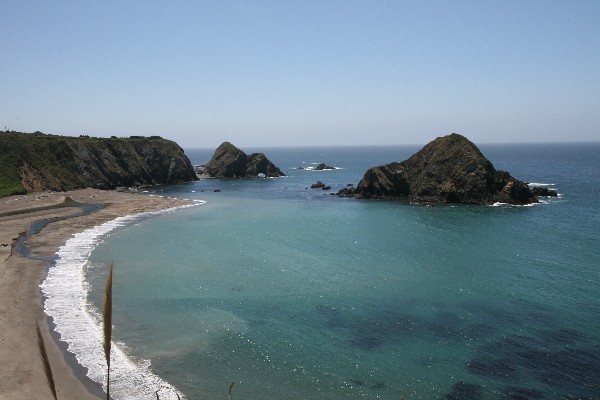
228;382;235;400
103;262;113;400
36;320;58;400
154;386;181;399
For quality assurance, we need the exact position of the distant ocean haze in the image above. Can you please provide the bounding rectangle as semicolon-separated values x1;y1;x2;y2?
53;143;600;399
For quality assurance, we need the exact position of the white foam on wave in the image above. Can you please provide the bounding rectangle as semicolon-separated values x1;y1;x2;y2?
527;182;562;198
41;201;203;400
491;201;539;207
528;182;555;187
304;166;342;171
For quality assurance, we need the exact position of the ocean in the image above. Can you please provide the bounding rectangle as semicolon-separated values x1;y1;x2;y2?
43;143;600;400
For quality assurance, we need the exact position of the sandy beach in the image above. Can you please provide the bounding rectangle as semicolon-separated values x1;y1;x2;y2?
0;189;193;400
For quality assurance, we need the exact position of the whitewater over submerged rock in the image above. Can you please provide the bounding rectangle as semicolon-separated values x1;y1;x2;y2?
338;133;537;205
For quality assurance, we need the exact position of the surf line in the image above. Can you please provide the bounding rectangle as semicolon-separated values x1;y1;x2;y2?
17;198;201;400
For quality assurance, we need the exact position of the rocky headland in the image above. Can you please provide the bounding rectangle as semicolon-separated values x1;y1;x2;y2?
204;141;285;178
338;133;538;205
0;131;197;196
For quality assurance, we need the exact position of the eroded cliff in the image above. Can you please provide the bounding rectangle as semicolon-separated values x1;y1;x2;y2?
0;131;197;196
339;133;536;205
204;141;285;178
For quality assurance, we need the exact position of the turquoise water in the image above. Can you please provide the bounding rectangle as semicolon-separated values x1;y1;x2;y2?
85;143;600;399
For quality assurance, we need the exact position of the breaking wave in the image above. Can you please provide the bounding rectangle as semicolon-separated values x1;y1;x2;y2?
40;202;202;400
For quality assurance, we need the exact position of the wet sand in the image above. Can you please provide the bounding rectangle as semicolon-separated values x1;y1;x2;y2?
0;189;193;399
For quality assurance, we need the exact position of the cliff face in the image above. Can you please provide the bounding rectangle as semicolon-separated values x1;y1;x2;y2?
0;132;197;196
204;141;285;178
346;133;536;205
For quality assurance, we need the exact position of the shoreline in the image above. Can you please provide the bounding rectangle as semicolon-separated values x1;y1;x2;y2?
0;188;194;400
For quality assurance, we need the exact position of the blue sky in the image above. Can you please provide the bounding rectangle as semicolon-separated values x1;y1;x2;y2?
1;0;599;148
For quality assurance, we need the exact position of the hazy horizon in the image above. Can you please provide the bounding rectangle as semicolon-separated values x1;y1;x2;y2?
5;129;600;150
2;1;599;148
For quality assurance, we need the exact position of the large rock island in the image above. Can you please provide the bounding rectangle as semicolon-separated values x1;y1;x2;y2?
204;141;285;178
339;133;536;205
0;131;197;196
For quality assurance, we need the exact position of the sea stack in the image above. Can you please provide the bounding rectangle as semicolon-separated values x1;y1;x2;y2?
339;133;536;205
204;141;286;178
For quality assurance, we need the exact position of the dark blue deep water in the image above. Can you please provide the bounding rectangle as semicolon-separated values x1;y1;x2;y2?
83;143;599;399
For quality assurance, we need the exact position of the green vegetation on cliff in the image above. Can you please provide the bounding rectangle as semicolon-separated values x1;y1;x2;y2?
0;131;197;197
338;133;536;205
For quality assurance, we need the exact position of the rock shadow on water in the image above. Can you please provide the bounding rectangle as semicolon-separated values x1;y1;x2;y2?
315;302;424;351
500;386;545;399
348;378;386;390
346;311;422;351
350;335;382;350
316;304;346;330
540;327;591;346
345;306;494;351
442;381;484;400
467;357;518;379
317;299;500;354
427;310;495;343
479;334;542;358
534;346;600;396
460;299;558;332
466;329;600;399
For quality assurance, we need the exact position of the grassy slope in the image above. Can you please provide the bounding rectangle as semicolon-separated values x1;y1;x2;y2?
0;131;189;197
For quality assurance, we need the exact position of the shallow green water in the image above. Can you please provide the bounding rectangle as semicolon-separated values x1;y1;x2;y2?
84;144;600;399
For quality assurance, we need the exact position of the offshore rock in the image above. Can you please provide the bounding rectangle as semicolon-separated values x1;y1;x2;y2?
342;133;536;205
313;163;336;170
530;186;558;197
0;131;197;196
204;142;285;178
336;187;356;197
311;181;328;189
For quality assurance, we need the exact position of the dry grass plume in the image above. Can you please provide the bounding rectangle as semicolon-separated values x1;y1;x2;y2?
103;262;113;400
36;320;58;400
